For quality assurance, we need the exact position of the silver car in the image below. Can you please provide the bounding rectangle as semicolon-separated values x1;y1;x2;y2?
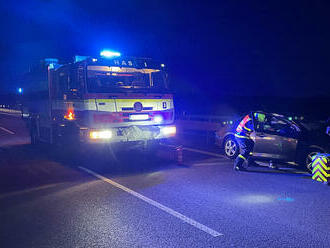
215;111;330;171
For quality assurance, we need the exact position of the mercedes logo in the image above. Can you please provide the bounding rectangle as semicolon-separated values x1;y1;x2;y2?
133;102;143;112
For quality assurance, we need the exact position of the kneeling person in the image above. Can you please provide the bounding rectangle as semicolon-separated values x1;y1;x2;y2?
233;113;264;171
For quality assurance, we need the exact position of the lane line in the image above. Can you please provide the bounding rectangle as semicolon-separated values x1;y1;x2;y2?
162;144;226;159
0;112;22;118
0;126;15;135
0;183;61;199
78;166;223;237
183;147;226;158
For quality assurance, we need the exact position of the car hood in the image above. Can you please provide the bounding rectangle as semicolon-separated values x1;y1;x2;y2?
302;130;330;152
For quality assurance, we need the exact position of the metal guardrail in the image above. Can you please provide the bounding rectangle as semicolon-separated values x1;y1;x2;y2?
0;108;22;114
176;114;238;130
178;114;238;123
175;114;237;145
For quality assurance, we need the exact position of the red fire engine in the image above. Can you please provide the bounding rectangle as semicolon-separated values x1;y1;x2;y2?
24;51;176;149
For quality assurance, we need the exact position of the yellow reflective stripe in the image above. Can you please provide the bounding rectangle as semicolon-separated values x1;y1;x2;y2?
312;158;330;170
312;166;330;177
243;126;252;132
238;154;247;161
235;134;251;139
312;171;327;181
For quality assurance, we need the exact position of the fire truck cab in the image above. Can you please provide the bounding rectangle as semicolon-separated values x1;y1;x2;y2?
26;52;176;148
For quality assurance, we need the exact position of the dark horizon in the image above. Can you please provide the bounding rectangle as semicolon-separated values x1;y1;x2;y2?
1;0;330;98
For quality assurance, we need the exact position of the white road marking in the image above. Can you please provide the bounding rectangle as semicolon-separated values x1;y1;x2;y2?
162;144;226;158
0;112;21;118
193;162;224;167
0;183;61;199
183;147;226;158
79;166;223;237
0;126;15;135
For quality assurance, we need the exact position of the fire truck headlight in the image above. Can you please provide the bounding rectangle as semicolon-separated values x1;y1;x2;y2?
90;130;113;140
153;115;163;124
161;126;176;136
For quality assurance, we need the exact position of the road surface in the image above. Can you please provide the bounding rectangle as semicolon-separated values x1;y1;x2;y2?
1;112;329;248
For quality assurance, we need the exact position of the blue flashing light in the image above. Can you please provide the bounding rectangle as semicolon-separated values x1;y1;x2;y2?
100;50;121;58
75;55;90;63
44;58;59;64
18;88;23;94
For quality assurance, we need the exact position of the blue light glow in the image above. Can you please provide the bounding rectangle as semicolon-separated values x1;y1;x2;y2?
240;194;273;204
277;197;294;202
154;115;163;124
100;50;121;58
18;88;23;94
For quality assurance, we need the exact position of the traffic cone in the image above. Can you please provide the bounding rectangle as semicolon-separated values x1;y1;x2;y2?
176;145;183;164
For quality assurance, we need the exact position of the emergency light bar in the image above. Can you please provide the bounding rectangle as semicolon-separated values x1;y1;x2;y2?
75;55;90;62
100;50;121;58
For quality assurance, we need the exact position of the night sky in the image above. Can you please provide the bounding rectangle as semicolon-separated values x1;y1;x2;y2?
0;0;329;98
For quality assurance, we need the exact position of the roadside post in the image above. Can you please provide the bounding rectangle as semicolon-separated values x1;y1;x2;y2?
176;145;183;165
311;154;330;185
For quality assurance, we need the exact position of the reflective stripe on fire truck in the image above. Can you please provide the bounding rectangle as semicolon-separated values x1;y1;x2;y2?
52;99;173;112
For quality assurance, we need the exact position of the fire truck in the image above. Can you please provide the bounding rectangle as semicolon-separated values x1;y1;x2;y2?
24;51;176;150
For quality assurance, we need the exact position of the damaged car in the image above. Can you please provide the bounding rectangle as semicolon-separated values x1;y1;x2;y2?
215;111;330;172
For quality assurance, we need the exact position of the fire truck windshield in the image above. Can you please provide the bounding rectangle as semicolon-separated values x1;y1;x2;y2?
87;66;167;93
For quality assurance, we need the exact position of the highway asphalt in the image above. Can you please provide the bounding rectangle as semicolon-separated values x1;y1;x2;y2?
1;113;330;248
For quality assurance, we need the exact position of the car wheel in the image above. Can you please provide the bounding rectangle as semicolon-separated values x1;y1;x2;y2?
305;149;323;173
224;136;239;159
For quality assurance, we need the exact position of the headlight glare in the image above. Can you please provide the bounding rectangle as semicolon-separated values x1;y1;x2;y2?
90;130;112;139
161;126;176;136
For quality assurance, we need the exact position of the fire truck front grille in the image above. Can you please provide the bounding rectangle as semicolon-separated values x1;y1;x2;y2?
123;118;152;122
121;107;153;111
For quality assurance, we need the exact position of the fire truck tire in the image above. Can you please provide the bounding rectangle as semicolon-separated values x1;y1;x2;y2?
51;124;82;160
30;122;39;145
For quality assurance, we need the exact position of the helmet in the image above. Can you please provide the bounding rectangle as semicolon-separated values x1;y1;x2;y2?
254;113;266;123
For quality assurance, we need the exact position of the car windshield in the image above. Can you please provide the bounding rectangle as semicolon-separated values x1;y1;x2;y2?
87;66;167;92
299;121;326;132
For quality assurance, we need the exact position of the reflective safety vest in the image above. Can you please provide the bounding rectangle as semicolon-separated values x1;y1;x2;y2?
235;114;254;139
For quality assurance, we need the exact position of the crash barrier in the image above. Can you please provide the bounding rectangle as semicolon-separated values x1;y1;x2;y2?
0;108;21;114
177;114;237;128
176;114;238;144
312;154;330;185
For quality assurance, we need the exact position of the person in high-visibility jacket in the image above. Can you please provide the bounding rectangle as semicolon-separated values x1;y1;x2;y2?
234;113;265;171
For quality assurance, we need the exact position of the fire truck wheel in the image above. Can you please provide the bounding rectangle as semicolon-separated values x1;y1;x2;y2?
30;122;39;145
51;125;82;160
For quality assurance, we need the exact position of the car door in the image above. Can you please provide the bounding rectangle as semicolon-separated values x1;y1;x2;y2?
252;113;298;162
